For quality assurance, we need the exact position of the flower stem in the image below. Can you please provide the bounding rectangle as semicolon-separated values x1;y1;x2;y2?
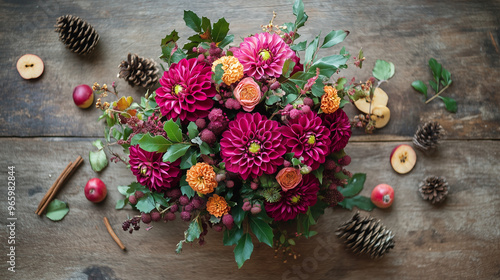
425;84;450;104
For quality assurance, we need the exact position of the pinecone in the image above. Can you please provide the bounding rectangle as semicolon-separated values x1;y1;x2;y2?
55;15;99;55
336;212;395;259
419;176;449;204
118;53;159;88
413;122;443;151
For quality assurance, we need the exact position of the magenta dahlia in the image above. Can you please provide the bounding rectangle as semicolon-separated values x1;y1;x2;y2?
128;145;180;191
220;112;286;180
155;58;216;121
321;109;352;154
265;174;320;221
232;32;295;80
281;111;331;170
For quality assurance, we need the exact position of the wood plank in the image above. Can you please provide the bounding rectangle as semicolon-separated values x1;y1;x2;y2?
0;138;498;279
0;0;499;139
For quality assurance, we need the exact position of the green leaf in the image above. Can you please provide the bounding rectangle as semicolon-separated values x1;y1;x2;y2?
211;17;229;42
213;63;224;85
186;218;202;242
372;59;395;81
136;194;156;213
181;185;195;199
428;58;442;82
218;34;234;48
288;239;296;246
117;185;130;196
441;68;452;86
292;0;308;29
284;93;298;105
234;233;254;268
137;134;173;153
321;30;348;49
115;199;126;209
312;165;324;184
179;148;198;169
282;59;296;78
336;77;347;90
162;143;191;163
89;142;108;172
183;10;202;33
130;133;143;145
291;41;307;52
311;76;325;97
266;95;281;106
104;126;110;143
339;99;349;108
164;119;183;143
152;193;170;208
411;80;428;99
429;80;438;93
309;55;349;77
249;216;274;247
305;35;320;65
223;226;244;246
291;157;302;166
438;96;457;113
45;199;69;221
338;195;375;211
232;202;247;228
337;173;366;197
187;122;199;139
201;16;211;34
199;141;214;155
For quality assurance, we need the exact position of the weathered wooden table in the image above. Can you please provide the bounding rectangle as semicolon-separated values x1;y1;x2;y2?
1;0;499;279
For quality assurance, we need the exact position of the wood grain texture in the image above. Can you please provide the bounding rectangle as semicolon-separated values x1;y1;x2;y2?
0;138;498;279
0;0;499;139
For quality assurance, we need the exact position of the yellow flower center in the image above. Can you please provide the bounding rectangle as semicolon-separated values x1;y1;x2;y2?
249;142;261;154
259;49;271;61
291;195;301;204
140;166;148;176
174;84;183;95
307;135;316;145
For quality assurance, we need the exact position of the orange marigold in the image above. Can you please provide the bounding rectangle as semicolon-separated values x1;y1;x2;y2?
212;56;244;86
206;194;230;218
321;85;341;114
186;162;218;195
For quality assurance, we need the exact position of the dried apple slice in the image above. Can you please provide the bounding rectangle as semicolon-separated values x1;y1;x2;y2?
17;54;44;79
370;105;391;128
354;87;389;114
390;144;417;174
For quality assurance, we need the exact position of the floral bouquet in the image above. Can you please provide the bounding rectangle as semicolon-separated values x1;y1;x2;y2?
91;0;390;267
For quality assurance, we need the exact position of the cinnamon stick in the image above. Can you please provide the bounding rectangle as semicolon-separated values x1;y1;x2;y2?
103;217;126;250
36;156;83;215
35;161;72;214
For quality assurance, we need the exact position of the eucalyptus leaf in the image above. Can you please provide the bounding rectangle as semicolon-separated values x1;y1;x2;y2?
266;95;281;106
411;80;428;99
115;199;126;210
438;96;457;113
372;59;395;81
45;199;69;221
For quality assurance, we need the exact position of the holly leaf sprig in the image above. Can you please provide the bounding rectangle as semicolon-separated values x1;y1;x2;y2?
412;58;456;113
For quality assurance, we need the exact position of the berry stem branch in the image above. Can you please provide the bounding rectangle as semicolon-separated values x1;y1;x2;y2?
425;84;450;104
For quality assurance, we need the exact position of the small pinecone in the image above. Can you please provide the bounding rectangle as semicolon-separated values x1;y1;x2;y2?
336;212;395;259
413;122;443;151
419;176;449;204
118;53;159;88
55;15;99;55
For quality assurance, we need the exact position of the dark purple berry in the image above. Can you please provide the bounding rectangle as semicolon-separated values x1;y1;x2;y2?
169;204;179;212
213;224;223;232
164;212;176;221
179;195;190;206
141;213;152;224
151;211;161;222
222;214;234;230
180;211;191;221
128;195;137;205
184;204;194;212
135;191;144;199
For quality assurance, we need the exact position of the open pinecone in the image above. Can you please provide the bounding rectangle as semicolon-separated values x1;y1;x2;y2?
118;53;159;88
413;122;443;151
55;15;99;55
336;212;395;259
419;176;449;204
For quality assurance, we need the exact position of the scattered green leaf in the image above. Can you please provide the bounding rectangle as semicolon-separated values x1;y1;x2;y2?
438;96;457;113
411;80;428;99
372;59;395;81
45;199;69;221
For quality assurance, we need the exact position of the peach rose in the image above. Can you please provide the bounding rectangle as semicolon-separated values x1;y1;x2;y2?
233;77;262;112
276;167;303;192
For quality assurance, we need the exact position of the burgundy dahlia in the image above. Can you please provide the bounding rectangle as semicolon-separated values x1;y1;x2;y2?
281;111;331;170
232;32;295;80
155;58;216;121
265;174;320;221
128;145;180;191
321;109;352;154
220;112;286;180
